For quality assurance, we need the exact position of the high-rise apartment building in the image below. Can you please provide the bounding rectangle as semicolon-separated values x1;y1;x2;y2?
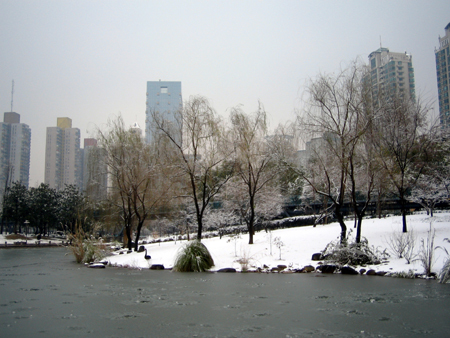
145;81;182;144
367;47;416;104
83;138;107;201
45;117;82;191
436;23;450;128
0;112;31;196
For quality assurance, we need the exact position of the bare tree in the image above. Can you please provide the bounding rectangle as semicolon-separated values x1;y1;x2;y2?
224;175;282;237
98;115;170;251
297;61;370;243
371;94;433;232
151;95;233;241
407;130;450;216
229;103;280;244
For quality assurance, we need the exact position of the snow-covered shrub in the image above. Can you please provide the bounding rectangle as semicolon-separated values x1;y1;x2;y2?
173;240;214;272
385;229;417;263
321;232;388;266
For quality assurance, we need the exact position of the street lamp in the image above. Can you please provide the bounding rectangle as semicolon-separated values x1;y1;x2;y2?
24;220;30;244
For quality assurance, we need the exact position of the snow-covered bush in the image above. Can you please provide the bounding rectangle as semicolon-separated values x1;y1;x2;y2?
321;231;388;266
173;240;214;272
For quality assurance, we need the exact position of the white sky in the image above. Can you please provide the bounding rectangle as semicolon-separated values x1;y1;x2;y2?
1;0;449;187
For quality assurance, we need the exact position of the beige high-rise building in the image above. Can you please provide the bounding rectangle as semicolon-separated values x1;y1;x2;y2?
45;117;82;191
367;47;416;104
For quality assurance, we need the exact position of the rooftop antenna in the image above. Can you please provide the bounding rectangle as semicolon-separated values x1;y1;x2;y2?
380;36;382;49
10;80;14;112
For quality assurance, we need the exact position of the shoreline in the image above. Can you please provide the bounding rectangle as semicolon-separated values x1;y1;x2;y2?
0;243;65;249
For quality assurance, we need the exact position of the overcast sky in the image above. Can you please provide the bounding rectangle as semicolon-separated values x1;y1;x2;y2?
1;0;449;187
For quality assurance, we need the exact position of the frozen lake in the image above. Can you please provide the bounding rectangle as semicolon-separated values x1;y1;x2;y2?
1;247;449;337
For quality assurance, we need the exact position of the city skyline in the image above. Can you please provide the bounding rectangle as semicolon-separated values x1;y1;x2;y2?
1;1;449;187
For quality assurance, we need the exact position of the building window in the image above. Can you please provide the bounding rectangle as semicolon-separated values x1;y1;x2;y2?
161;87;168;94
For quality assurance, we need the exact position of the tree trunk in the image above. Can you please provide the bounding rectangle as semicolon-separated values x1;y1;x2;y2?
248;220;254;245
355;216;362;244
196;216;203;241
248;199;256;244
125;226;132;250
334;205;347;244
134;222;143;252
400;194;408;233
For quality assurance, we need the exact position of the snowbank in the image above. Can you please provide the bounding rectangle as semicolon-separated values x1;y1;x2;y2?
106;212;450;277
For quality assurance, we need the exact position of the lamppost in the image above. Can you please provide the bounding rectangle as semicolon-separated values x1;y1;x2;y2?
24;220;30;244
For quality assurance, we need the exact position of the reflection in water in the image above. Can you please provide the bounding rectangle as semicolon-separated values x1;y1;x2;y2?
0;248;449;337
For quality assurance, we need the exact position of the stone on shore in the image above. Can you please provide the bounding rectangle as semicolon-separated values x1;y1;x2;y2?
217;268;236;273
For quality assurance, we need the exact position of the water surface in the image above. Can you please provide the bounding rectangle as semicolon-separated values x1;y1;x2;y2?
1;248;449;337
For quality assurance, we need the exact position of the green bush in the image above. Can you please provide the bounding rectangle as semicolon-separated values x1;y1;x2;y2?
173;240;214;272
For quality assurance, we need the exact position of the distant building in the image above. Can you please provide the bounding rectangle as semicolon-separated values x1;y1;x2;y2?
83;138;107;201
297;134;333;167
0;112;31;196
145;81;182;144
130;122;143;137
44;117;82;191
367;47;416;105
436;23;450;128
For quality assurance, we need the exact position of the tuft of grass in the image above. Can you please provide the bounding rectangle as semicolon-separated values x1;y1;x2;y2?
389;269;416;279
236;248;253;272
68;225;108;264
418;224;436;277
173;240;214;272
439;257;450;284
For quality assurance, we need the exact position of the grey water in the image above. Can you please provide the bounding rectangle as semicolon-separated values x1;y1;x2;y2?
0;248;449;338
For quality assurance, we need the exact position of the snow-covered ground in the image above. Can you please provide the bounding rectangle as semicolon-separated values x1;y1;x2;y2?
106;212;450;277
0;234;65;246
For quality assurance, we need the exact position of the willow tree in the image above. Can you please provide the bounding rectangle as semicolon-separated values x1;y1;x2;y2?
297;61;371;244
371;94;433;233
98;115;171;250
229;103;280;244
151;95;233;241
